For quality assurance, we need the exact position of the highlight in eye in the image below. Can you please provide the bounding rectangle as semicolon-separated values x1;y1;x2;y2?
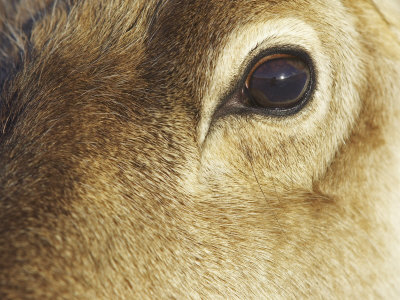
243;53;311;112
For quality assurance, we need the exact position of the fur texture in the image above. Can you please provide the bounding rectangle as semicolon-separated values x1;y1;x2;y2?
0;0;400;298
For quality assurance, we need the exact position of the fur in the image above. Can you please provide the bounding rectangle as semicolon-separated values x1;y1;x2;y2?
0;0;400;298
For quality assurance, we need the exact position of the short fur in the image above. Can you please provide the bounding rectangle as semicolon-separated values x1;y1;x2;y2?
0;0;400;298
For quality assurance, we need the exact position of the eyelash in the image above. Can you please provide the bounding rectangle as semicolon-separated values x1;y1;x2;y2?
211;46;317;120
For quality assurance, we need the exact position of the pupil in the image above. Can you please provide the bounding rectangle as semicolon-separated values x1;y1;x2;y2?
246;55;310;109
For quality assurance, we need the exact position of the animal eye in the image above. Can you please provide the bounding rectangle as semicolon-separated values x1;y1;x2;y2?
244;54;311;112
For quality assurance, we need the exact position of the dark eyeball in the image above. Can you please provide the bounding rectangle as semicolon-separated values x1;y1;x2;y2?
244;54;311;110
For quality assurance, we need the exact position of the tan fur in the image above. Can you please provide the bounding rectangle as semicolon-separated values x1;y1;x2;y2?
0;0;400;298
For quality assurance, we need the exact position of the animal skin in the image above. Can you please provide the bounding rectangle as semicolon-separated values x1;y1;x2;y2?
0;0;400;298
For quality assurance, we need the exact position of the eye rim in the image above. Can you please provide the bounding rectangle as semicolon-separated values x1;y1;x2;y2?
211;46;317;120
244;53;310;109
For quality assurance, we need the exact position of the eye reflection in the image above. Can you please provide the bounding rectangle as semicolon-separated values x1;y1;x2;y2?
244;54;311;110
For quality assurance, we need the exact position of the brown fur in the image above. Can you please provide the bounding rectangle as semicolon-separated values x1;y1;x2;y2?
1;0;400;298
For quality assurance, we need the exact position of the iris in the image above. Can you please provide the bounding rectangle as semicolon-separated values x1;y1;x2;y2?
244;54;311;109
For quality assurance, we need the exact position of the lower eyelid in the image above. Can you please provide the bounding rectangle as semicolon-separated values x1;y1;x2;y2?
245;56;310;108
198;20;321;146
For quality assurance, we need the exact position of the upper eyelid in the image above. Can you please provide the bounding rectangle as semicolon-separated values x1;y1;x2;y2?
198;19;322;145
221;45;317;108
